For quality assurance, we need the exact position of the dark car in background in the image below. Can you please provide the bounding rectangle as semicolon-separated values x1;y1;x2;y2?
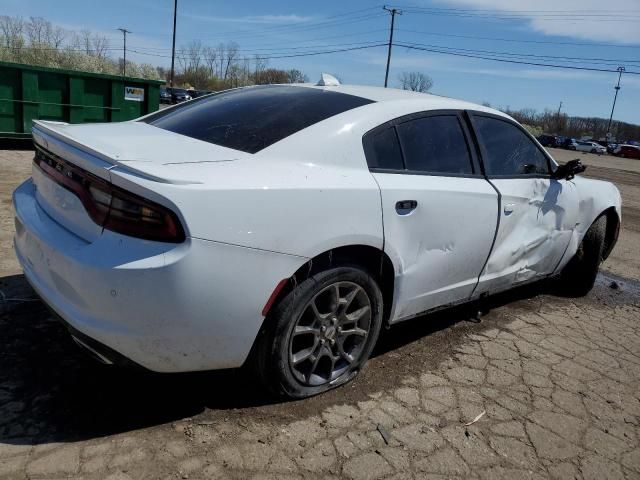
614;145;640;159
191;90;213;99
171;88;192;103
160;87;172;104
537;134;558;147
563;138;578;150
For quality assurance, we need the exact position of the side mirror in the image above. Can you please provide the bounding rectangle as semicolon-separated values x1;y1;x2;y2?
553;159;586;181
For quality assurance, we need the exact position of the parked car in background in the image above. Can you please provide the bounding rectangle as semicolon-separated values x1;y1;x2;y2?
607;143;618;154
170;88;192;103
614;144;640;159
160;87;172;105
563;138;578;150
537;134;558;147
575;141;606;154
13;81;621;398
191;90;214;99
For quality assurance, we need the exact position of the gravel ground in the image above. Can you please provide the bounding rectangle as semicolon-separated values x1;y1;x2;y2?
0;144;639;480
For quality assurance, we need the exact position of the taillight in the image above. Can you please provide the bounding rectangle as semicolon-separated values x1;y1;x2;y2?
34;148;185;243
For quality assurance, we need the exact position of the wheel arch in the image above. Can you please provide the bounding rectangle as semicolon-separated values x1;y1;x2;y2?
263;244;396;325
601;206;620;260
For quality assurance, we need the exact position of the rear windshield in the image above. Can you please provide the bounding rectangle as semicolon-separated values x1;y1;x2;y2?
142;85;374;154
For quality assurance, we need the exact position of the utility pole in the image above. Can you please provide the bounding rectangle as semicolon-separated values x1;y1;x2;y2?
170;0;178;87
556;101;563;133
383;5;402;88
117;28;131;76
606;66;625;141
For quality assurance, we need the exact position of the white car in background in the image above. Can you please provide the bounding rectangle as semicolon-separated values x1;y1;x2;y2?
13;78;621;398
575;140;607;154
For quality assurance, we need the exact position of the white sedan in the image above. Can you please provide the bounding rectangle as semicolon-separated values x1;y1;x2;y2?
575;140;607;154
13;79;621;398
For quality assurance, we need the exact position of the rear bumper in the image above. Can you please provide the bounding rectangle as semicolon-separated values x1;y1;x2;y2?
13;179;305;372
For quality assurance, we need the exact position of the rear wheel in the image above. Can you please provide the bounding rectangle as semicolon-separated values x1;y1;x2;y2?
254;266;383;399
558;216;606;296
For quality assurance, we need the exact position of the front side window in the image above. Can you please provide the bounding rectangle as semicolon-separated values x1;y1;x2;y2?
474;116;550;176
396;115;473;174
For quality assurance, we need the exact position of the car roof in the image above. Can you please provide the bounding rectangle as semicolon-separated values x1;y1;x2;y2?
295;83;509;119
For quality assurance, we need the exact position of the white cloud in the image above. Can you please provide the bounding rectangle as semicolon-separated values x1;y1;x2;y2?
433;0;640;44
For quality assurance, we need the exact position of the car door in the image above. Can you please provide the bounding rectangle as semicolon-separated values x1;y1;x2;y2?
364;111;499;322
469;112;579;295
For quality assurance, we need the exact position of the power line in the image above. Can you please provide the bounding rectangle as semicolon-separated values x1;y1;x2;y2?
396;41;640;67
394;43;640;75
129;43;387;61
396;28;640;49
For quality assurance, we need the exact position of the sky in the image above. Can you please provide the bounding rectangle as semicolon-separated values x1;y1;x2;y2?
4;0;640;124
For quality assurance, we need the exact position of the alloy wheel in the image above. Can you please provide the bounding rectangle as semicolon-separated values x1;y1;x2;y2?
288;281;372;386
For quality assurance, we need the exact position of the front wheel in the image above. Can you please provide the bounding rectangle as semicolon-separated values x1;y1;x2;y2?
254;266;383;399
557;216;606;296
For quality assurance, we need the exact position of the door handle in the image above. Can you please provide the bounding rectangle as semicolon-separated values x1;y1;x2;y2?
396;200;417;215
503;203;516;215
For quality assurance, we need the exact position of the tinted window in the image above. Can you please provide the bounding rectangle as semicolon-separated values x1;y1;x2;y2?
474;116;550;176
396;115;473;174
366;127;404;170
143;85;374;154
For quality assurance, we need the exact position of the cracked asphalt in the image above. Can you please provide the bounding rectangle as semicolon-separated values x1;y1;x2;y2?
1;144;639;479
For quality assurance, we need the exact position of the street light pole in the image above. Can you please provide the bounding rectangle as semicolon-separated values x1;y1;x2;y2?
606;66;625;141
117;28;131;76
383;6;402;88
170;0;178;87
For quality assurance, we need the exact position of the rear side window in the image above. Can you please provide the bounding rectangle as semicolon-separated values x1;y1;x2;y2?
474;116;550;176
142;85;374;154
396;115;473;174
366;127;404;170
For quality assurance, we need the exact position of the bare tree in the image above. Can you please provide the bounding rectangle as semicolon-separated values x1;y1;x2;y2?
203;45;217;77
26;17;50;45
222;41;238;81
286;68;308;83
50;26;65;48
0;15;24;49
92;35;109;59
399;71;433;92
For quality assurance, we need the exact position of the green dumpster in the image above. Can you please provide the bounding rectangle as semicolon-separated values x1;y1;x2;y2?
0;61;163;139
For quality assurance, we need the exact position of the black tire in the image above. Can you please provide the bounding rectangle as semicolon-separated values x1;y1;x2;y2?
558;216;606;296
253;266;383;399
590;149;597;153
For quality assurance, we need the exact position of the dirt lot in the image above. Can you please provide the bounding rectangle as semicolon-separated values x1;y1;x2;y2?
0;144;639;480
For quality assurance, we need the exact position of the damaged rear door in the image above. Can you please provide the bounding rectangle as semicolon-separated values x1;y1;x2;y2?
469;112;579;294
365;111;499;322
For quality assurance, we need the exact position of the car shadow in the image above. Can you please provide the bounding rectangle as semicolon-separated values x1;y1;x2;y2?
0;271;631;446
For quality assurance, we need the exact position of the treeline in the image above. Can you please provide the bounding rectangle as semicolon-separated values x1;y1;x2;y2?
493;105;639;142
0;15;160;79
0;15;308;89
160;40;308;90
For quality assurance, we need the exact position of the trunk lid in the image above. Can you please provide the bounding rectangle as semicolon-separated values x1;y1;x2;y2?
32;120;245;184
